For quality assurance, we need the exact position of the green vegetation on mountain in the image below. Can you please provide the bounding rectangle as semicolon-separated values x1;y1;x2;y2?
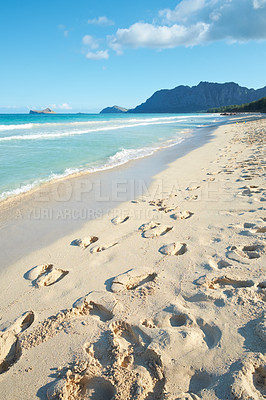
208;97;266;113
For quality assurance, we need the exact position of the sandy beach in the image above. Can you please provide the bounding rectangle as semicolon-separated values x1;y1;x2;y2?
0;117;265;399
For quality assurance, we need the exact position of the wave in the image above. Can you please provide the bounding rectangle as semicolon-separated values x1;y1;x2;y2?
0;114;215;136
0;117;190;142
0;116;184;132
0;123;34;131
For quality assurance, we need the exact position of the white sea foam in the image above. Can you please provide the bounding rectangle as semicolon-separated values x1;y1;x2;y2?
0;183;37;200
0;123;34;131
0;115;198;133
0;117;190;141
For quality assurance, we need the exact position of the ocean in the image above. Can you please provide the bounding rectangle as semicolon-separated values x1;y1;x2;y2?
0;113;225;201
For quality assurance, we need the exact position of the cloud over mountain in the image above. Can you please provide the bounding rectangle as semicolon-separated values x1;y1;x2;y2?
109;0;266;52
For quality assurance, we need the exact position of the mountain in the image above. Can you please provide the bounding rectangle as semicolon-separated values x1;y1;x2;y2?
100;105;128;114
127;82;266;113
29;108;56;114
208;96;266;113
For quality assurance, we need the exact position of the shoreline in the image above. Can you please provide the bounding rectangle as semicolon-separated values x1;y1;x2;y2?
0;117;265;399
0;113;262;207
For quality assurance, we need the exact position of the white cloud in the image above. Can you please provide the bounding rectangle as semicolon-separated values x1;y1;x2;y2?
82;35;109;60
160;0;206;23
86;50;109;60
49;103;71;110
58;103;72;110
88;16;114;26
253;0;266;8
109;0;266;51
82;35;99;49
109;22;209;52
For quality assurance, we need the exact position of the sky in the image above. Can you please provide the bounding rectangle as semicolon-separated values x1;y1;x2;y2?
0;0;266;113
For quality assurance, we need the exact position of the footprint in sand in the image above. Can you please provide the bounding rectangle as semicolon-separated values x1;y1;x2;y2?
207;170;222;176
187;185;200;191
110;321;145;368
139;221;160;232
141;224;173;238
90;242;118;253
230;244;264;259
0;311;34;373
186;370;213;397
247;185;264;193
208;257;231;270
142;306;194;330
73;291;118;322
231;354;266;399
239;174;253;181
148;199;178;213
47;372;116;400
239;185;264;196
71;235;98;248
187;194;198;201
159;242;187;256
169;313;190;328
159;206;179;213
110;268;157;293
203;275;254;290
110;320;164;389
111;215;129;225
196;318;221;349
24;264;69;287
243;223;266;234
10;311;35;334
142;309;221;350
171;210;193;220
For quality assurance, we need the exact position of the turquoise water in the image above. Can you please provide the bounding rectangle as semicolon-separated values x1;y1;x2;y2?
0;113;225;200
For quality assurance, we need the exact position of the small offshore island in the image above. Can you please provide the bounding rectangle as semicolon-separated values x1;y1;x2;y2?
29;108;56;115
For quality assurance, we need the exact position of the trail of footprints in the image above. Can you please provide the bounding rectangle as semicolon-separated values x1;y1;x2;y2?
1;122;266;399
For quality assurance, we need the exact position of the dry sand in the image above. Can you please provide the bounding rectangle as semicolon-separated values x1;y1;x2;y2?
0;118;265;399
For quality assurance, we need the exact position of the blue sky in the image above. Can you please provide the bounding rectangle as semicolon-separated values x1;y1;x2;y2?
1;0;266;113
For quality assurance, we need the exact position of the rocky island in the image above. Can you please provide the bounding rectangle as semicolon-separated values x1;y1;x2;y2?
100;105;128;114
29;108;56;114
